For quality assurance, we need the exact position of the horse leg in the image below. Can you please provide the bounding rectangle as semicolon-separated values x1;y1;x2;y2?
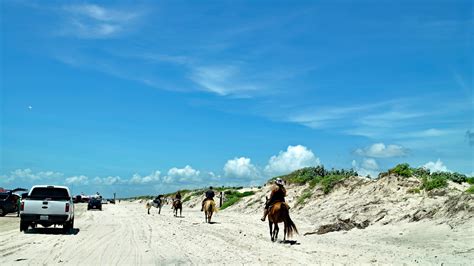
283;222;287;242
179;208;182;217
147;207;150;215
269;221;273;241
274;224;279;242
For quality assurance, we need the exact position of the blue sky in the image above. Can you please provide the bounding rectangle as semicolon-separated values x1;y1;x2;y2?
1;0;472;197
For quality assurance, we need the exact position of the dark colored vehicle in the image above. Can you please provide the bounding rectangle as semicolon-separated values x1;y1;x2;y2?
0;192;19;216
88;198;102;210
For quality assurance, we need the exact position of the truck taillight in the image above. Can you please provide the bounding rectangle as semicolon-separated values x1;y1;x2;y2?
20;202;24;211
65;203;70;212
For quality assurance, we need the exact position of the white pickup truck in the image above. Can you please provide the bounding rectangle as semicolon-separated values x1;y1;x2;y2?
20;185;74;233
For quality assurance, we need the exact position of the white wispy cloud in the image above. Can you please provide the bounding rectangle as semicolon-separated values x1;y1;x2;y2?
264;145;320;176
60;4;144;39
190;65;261;97
355;143;408;158
224;157;260;179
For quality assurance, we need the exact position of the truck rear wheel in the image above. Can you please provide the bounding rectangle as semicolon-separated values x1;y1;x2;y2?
20;221;28;232
0;207;6;217
63;218;74;234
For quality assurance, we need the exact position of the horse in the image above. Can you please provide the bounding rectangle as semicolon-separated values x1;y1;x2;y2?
266;197;298;242
145;199;162;215
203;199;217;223
172;199;182;217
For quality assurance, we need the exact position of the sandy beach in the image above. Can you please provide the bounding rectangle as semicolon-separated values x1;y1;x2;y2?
1;201;473;265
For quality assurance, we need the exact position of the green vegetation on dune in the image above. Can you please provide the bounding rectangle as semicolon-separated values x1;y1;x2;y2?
182;195;191;203
220;190;255;210
382;163;471;193
278;166;357;196
466;177;474;185
466;185;474;194
421;174;448;191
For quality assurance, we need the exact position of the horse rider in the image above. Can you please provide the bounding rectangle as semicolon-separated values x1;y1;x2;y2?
172;191;182;208
201;186;215;211
154;194;163;205
261;177;286;222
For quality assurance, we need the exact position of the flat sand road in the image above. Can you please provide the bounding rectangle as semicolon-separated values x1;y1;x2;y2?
1;202;473;265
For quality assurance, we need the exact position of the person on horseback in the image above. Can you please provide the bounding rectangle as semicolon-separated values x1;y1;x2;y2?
154;194;163;205
201;186;215;211
172;191;182;208
261;177;286;221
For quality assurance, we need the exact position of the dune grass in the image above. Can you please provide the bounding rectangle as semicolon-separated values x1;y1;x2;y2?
220;190;255;210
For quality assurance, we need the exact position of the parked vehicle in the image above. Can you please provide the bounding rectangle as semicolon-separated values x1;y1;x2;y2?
0;192;19;216
0;188;27;216
88;198;102;210
20;185;74;233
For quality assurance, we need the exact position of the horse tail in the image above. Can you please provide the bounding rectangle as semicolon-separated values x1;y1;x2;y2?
281;203;298;238
206;200;218;213
211;200;218;212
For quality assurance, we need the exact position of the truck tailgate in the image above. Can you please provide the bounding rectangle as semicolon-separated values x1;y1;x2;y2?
23;199;69;216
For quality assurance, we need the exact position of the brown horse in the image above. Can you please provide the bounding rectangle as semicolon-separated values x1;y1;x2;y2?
266;197;298;242
172;199;182;217
203;199;217;223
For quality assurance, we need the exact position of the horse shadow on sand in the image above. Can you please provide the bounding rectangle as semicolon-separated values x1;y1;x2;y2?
279;240;300;245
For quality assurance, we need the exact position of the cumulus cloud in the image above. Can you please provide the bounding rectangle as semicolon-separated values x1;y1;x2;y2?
208;171;221;180
361;158;378;170
422;159;449;173
94;176;122;185
167;165;201;182
352;160;379;178
264;145;320;176
224;157;259;179
65;175;89;185
129;171;161;184
1;169;64;184
355;143;407;158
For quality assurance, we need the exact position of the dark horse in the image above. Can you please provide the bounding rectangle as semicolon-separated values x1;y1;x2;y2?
266;197;298;242
172;199;182;217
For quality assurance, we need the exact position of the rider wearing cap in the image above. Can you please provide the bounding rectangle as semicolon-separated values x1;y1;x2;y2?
261;178;286;222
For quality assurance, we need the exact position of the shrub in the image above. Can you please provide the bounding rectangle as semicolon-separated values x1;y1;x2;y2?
389;163;413;177
467;177;474;185
466;185;474;194
296;189;312;206
421;175;448;191
182;195;191;203
407;188;421;194
413;167;430;177
221;190;255;210
320;175;347;194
